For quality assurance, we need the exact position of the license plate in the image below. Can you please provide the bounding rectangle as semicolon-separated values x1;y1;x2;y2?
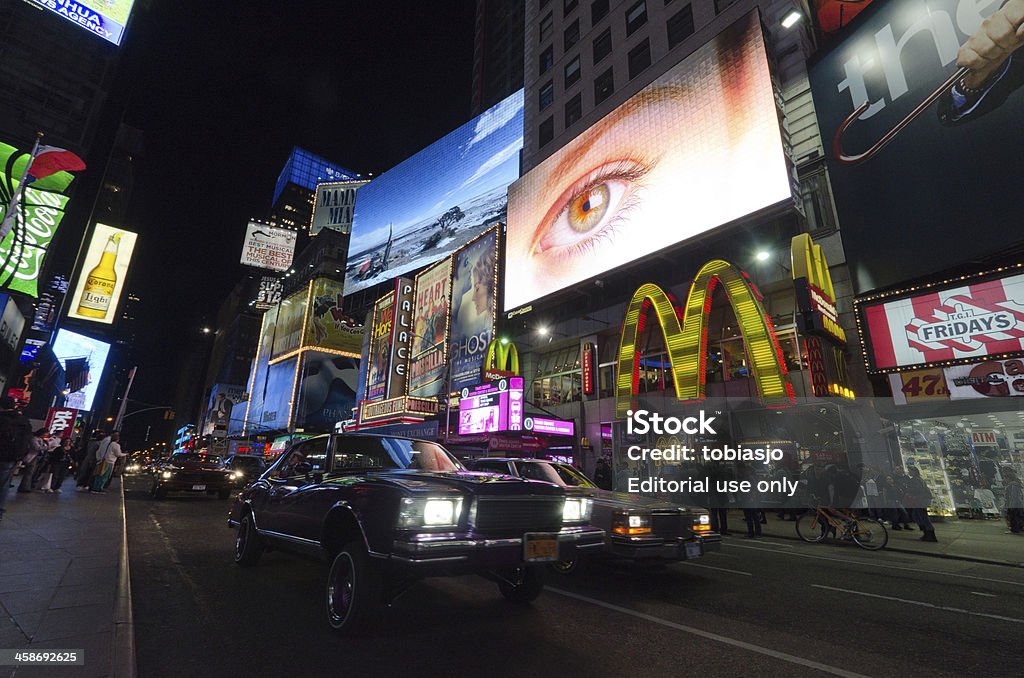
191;484;206;491
523;533;558;562
685;542;702;559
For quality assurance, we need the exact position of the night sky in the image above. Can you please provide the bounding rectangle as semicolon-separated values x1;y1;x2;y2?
119;1;476;411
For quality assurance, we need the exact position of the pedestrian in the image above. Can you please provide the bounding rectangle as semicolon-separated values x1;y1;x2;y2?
593;456;613;490
888;467;915;531
905;466;938;542
76;431;103;490
705;461;732;536
37;438;70;493
0;396;33;525
90;432;125;494
51;438;73;491
1002;468;1024;534
738;463;762;538
17;429;47;493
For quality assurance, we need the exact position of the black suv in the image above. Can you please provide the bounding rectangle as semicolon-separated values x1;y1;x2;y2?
228;434;603;634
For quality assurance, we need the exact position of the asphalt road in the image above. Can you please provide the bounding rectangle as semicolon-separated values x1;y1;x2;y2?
122;475;1024;678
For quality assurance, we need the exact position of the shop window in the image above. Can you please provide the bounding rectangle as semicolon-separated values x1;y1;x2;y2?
625;0;647;36
667;4;694;49
564;18;580;51
539;80;554;111
540;11;554;44
565;92;582;127
592;0;609;24
628;39;651;80
594;66;614;104
539;45;554;75
538;115;555;146
564;54;581;87
593;27;612;65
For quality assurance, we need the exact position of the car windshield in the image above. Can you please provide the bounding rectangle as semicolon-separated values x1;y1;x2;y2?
172;454;221;465
516;461;596;488
233;457;265;469
333;437;464;472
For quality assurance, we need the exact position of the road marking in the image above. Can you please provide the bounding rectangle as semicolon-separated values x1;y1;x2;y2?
548;588;870;678
812;585;1024;624
971;592;997;598
679;562;752;576
728;542;1024;588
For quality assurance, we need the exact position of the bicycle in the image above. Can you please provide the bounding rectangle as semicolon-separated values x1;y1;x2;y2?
796;506;889;551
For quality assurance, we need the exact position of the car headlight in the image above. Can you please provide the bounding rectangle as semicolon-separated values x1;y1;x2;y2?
693;512;713;533
613;511;651;535
562;497;592;523
230;471;241;480
698;514;710;525
398;497;463;528
161;470;172;479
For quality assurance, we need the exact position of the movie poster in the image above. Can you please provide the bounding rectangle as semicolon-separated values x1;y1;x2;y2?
296;351;360;430
305;278;363;355
408;258;452;398
449;229;497;391
365;292;395;401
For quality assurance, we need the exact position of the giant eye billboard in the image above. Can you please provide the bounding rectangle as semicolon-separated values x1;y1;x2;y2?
345;89;523;294
504;11;791;311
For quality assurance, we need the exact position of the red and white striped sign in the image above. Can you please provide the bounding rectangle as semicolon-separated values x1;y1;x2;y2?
863;273;1024;371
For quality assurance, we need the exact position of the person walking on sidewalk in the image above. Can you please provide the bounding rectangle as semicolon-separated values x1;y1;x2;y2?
0;396;32;525
51;438;73;491
1003;469;1024;534
17;429;47;493
75;431;103;491
905;467;938;542
884;468;915;531
90;432;125;494
37;438;70;493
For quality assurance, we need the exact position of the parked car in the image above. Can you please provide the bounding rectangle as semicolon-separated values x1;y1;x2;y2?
151;452;239;500
228;433;604;634
223;454;267;484
467;458;720;573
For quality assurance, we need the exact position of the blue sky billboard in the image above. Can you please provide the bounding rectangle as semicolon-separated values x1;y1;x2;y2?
52;328;111;412
344;89;523;294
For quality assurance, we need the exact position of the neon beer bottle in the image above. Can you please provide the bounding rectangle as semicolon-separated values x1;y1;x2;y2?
76;232;122;318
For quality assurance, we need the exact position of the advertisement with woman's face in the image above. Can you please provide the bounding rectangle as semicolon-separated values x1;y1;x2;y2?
503;11;791;311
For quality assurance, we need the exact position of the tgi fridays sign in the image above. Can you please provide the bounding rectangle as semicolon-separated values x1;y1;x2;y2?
45;407;78;439
861;271;1024;373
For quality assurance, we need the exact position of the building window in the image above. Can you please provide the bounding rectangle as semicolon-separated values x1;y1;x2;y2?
594;66;614;104
625;1;647;36
591;0;609;23
538;116;555;147
564;19;580;50
715;0;739;14
564;55;581;87
565;93;582;127
593;27;612;65
539;11;553;43
564;0;579;16
539;45;554;75
539;81;554;111
628;39;651;80
667;4;695;49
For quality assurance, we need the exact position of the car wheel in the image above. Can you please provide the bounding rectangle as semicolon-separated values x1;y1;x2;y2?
234;512;264;567
497;565;545;603
326;542;382;635
548;558;578;575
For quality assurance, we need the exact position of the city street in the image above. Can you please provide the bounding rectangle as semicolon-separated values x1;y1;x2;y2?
123;476;1024;678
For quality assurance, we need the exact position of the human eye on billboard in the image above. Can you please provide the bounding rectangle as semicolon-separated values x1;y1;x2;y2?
503;11;791;311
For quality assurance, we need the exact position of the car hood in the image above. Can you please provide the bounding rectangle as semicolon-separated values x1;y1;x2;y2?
346;469;564;496
169;462;226;471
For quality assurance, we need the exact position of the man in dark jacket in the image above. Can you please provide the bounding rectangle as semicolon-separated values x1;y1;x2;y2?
0;396;32;524
906;466;938;542
75;430;104;491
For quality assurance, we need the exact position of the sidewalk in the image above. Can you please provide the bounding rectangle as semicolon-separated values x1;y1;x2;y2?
743;511;1024;567
0;478;135;678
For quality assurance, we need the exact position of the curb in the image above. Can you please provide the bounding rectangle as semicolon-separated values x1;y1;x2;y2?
751;530;1024;569
112;479;137;678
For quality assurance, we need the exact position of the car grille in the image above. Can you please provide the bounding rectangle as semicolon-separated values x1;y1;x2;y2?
651;511;688;538
173;471;225;484
472;497;563;536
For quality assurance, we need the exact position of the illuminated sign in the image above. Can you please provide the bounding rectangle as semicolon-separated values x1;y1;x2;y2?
390;278;415;396
456;377;524;435
409;260;451;398
972;430;998;447
581;343;595;396
240;222;297;273
858;269;1024;373
366;291;395;401
254;276;281;309
305;278;363;356
945;359;1024;400
523;417;574;436
888;368;950;406
271;290;308;360
483;339;520;380
615;262;794;418
67;224;138;325
45;407;78;440
449;228;499;391
505;11;790;310
310;180;368;236
791;234;846;343
345;90;523;294
52;329;110;412
359;396;439;423
28;0;135;46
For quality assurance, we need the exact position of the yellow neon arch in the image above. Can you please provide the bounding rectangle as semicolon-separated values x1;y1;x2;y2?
615;261;795;418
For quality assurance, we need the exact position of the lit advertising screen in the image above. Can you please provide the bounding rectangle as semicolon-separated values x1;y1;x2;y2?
408;258;451;398
504;11;790;310
68;224;138;324
260;356;298;432
245;308;278;434
28;0;135;46
305;278;363;355
52;329;110;412
310;180;368;236
1;141;75;298
449;228;498;391
366;292;395;401
457;378;523;435
295;351;359;430
345;90;523;294
271;289;307;359
240;222;297;273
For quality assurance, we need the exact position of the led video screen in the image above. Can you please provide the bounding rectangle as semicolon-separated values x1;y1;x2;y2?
52;329;111;412
345;89;523;294
504;11;791;310
28;0;135;46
